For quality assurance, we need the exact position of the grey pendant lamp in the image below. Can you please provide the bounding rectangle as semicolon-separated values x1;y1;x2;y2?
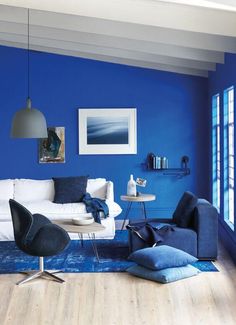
11;9;47;138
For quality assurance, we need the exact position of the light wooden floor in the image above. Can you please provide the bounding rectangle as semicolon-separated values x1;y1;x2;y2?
0;244;236;325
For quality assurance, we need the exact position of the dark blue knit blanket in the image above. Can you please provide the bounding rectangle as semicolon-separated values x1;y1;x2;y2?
82;193;109;223
127;221;174;247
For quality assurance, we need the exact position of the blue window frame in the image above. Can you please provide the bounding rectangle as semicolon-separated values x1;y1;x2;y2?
212;94;221;211
224;86;234;228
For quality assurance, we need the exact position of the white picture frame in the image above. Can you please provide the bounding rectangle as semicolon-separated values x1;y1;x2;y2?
78;108;137;155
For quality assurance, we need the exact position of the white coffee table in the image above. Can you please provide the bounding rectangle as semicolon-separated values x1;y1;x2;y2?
54;220;105;262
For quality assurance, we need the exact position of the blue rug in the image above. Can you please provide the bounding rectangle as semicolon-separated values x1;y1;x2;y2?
0;230;218;273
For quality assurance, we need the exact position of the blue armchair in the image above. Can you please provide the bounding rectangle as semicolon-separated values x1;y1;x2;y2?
128;196;218;260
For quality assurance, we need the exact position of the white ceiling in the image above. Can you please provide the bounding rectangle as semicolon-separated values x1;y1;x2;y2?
158;0;236;11
0;0;236;77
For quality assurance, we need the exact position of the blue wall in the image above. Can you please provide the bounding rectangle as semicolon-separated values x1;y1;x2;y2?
0;45;209;218
208;53;236;261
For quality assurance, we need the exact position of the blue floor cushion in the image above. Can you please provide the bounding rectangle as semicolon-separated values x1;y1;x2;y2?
128;245;198;270
127;264;201;283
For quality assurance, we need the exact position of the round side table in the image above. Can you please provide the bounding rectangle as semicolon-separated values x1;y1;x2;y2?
120;194;156;230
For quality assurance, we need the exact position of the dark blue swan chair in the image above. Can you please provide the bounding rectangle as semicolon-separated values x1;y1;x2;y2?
9;199;70;285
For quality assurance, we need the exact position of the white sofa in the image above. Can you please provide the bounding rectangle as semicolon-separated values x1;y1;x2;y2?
0;178;122;241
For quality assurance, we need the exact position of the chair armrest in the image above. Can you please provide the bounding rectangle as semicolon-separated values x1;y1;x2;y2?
30;223;70;256
106;181;114;201
193;200;218;259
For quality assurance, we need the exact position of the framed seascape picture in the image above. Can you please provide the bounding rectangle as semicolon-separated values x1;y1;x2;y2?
78;108;137;155
39;127;65;163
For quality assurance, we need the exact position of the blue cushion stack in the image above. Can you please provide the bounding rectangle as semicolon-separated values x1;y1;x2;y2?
127;245;201;283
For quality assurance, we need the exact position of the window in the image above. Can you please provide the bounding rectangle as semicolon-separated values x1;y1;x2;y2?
212;94;220;211
224;86;234;227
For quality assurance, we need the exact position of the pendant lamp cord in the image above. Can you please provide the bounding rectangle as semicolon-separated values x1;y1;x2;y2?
27;8;30;99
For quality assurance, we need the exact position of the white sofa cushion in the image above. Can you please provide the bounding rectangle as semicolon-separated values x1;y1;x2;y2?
14;179;55;202
87;178;107;199
0;198;122;222
14;178;109;202
0;179;14;200
22;200;122;220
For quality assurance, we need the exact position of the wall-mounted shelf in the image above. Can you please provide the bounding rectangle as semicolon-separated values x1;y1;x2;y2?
148;167;190;176
143;153;190;177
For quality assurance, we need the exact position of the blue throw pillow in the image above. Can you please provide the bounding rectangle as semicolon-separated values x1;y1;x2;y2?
53;176;88;204
127;264;200;283
128;245;198;270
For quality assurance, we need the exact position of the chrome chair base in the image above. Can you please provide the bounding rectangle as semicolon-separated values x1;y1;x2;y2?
17;270;64;285
17;256;64;285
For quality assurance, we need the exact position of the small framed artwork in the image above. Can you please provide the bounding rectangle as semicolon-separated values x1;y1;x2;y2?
78;108;137;155
39;127;65;163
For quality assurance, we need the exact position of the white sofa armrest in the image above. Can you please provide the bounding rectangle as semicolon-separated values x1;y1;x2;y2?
106;181;114;201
